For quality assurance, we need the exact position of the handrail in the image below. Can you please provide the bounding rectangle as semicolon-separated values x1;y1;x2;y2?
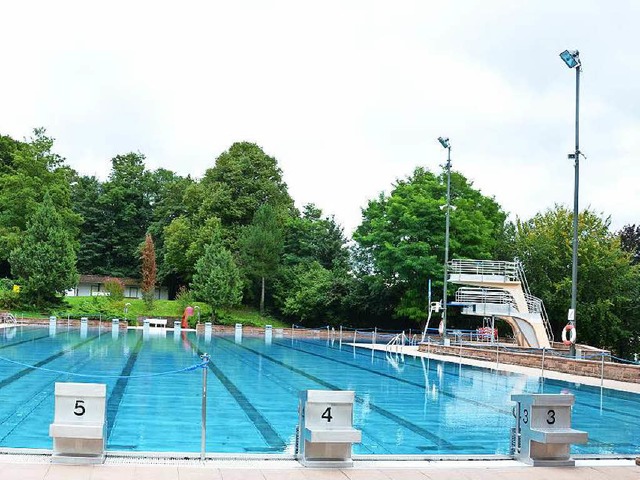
449;259;519;281
0;312;17;324
385;331;418;353
517;261;554;342
455;287;519;311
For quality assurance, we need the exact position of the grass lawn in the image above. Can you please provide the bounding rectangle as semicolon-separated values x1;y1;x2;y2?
47;296;288;328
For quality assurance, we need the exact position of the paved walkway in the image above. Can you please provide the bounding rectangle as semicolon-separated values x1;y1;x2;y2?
0;458;637;480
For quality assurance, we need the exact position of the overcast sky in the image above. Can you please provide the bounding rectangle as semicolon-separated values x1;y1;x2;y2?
1;1;638;234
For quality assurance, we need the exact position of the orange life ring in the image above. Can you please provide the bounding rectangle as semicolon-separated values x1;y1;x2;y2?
561;324;576;345
438;321;444;335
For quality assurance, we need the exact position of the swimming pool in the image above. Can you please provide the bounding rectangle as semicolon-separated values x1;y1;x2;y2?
0;326;638;455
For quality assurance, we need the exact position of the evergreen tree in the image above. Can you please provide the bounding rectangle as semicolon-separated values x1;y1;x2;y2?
239;204;284;315
9;193;78;308
191;241;243;319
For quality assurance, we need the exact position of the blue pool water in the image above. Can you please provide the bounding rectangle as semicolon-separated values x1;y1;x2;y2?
0;326;638;455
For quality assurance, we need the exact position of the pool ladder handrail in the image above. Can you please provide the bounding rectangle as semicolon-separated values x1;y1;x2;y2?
0;312;17;324
385;331;417;354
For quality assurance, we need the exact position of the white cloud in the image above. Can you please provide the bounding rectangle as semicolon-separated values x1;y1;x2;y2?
1;0;638;235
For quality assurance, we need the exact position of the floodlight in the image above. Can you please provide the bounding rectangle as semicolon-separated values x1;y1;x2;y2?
560;50;580;69
438;136;450;149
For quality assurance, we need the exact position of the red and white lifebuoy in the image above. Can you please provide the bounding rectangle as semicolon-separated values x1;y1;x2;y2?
438;320;444;335
561;324;576;346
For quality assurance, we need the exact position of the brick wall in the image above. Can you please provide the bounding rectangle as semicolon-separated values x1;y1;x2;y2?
418;343;640;384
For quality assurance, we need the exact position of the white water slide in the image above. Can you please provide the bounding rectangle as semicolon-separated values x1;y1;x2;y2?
448;259;554;348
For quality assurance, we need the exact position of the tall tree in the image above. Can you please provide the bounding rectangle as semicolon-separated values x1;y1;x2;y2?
99;152;153;277
282;204;350;269
146;169;193;295
0;129;79;277
191;241;243;319
163;216;225;287
513;206;640;355
140;233;157;309
620;224;640;265
72;175;107;274
196;142;294;237
353;167;507;323
272;204;353;323
9;194;78;308
239;204;284;315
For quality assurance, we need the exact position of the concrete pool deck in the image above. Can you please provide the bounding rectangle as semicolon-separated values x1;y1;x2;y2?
0;457;638;480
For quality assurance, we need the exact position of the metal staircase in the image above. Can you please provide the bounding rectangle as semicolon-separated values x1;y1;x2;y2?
515;260;554;343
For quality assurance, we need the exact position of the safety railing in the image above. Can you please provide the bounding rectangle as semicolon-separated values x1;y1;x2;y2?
517;261;554;343
455;287;519;311
449;259;519;281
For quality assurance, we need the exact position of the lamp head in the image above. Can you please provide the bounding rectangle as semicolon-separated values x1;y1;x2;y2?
438;136;450;149
560;50;580;69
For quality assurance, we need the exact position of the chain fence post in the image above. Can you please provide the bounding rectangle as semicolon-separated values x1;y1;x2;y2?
200;353;210;462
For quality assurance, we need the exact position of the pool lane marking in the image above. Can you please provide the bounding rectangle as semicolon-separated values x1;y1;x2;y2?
209;341;401;454
331;339;640;426
106;336;144;440
216;337;454;449
0;351;98;441
312;338;640;421
274;339;511;415
0;334;100;390
281;340;636;446
0;333;59;350
188;339;286;450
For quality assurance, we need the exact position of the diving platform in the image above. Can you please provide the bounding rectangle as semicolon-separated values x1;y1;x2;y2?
449;259;553;349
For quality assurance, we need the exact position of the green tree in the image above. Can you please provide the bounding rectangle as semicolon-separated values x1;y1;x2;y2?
196;142;294;236
98;152;153;277
140;233;157;310
281;262;355;326
282;204;350;269
273;204;353;323
9;194;78;308
191;241;243;319
513;206;640;356
163;216;225;287
353;167;507;323
620;224;640;265
146;169;193;295
0;130;79;276
239;204;285;315
72;175;107;274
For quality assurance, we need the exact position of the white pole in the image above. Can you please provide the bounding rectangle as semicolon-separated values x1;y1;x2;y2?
200;353;210;461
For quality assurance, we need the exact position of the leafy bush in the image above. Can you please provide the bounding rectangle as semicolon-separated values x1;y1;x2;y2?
103;277;125;301
175;286;194;312
52;296;124;319
0;278;14;291
0;289;20;309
